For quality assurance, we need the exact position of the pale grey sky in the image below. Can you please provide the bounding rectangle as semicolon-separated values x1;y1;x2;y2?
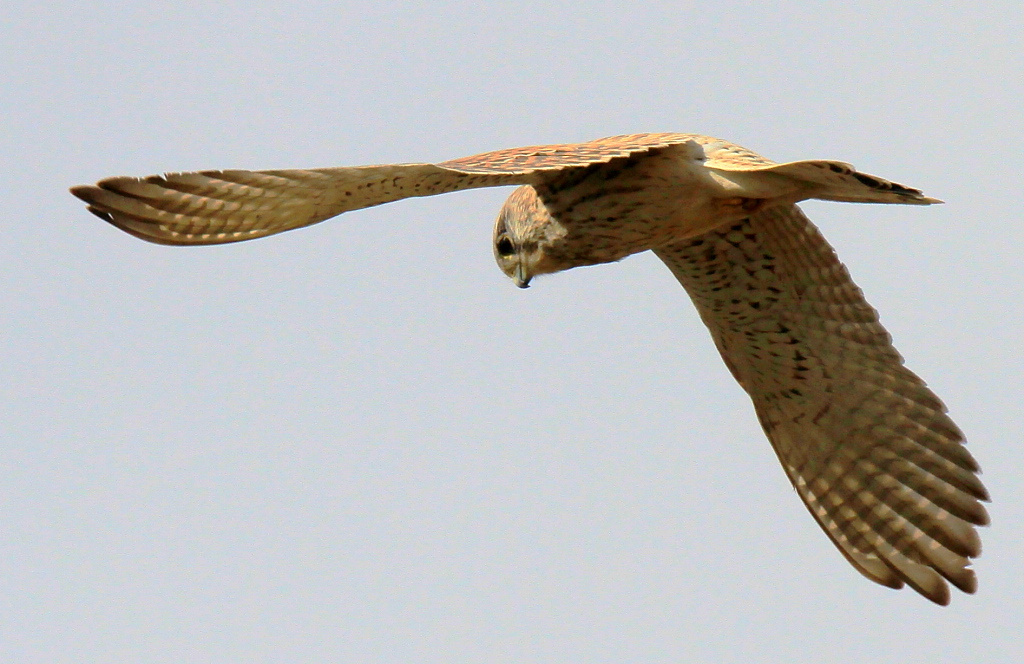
3;2;1022;662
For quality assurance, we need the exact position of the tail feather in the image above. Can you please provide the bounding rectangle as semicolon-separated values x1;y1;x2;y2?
706;158;941;206
771;160;942;205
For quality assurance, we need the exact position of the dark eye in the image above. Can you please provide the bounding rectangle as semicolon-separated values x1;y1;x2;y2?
496;235;515;257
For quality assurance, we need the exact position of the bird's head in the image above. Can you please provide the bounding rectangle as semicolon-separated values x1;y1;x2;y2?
492;186;569;288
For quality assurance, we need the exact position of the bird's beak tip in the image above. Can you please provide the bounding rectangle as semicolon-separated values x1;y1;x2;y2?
513;265;532;289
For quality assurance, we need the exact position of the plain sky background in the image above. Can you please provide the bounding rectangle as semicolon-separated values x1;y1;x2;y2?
3;2;1022;662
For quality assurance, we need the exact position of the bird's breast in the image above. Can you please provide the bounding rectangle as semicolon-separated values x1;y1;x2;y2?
535;150;751;267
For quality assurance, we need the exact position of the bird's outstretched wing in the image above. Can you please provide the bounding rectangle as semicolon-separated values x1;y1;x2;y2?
654;204;988;605
69;164;524;245
69;133;702;246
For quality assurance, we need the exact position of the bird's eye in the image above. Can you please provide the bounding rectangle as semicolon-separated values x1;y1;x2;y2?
496;235;515;257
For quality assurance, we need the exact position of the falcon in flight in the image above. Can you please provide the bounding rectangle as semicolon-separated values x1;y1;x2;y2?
71;133;988;605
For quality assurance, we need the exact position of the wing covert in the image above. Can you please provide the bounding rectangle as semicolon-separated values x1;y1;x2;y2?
437;133;705;174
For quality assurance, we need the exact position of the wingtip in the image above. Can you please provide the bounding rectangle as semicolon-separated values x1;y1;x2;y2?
932;587;953;607
69;184;98;203
948;568;979;596
70;184;117;224
85;205;114;223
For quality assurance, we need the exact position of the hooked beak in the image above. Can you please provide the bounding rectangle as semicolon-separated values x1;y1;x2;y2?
513;264;532;289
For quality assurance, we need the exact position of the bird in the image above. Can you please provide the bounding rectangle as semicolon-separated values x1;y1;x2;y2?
70;132;988;605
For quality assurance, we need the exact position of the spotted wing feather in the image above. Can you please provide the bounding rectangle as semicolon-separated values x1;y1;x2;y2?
70;133;712;245
437;132;704;174
654;204;988;605
70;164;535;245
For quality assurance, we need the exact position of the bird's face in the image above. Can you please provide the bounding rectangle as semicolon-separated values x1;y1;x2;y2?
492;186;569;288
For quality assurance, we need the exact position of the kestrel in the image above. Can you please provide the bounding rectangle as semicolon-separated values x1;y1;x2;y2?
71;133;988;605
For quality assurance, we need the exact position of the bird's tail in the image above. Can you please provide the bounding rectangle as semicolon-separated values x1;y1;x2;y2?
706;159;941;206
769;159;942;205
